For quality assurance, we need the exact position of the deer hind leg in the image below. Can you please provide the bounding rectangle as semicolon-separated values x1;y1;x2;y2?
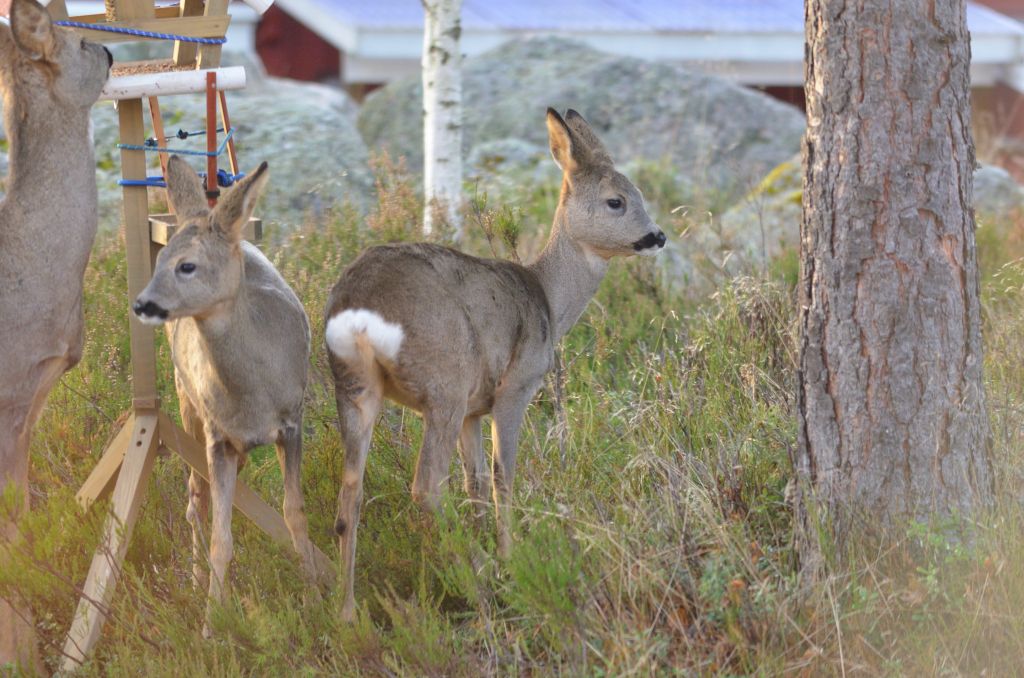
491;390;532;560
179;391;210;592
203;436;239;638
275;420;320;586
458;415;489;520
334;379;382;623
411;403;466;513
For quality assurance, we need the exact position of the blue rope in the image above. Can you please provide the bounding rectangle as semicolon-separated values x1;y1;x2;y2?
54;20;227;44
118;127;235;157
119;169;245;188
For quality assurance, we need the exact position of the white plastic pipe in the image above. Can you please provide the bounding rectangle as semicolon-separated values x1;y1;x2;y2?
100;65;247;101
239;0;273;15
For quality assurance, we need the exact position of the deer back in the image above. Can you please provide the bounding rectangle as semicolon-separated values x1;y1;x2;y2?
326;243;553;415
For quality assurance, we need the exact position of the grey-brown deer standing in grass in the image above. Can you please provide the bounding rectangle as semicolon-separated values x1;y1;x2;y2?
132;157;320;635
324;108;666;620
0;0;111;666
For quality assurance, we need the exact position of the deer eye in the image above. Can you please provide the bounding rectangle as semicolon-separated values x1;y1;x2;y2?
606;198;623;210
177;262;197;275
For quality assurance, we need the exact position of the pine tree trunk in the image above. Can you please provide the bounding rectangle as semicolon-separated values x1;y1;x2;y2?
796;0;994;569
422;0;463;238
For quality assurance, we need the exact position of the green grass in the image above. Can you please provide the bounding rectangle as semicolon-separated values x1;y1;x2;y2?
3;166;1024;676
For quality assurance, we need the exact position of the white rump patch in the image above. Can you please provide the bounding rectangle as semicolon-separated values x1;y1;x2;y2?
325;309;404;364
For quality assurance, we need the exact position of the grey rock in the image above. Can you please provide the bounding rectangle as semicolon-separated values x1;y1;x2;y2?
974;164;1024;217
359;36;805;205
664;156;1024;295
468;138;547;176
466;137;559;203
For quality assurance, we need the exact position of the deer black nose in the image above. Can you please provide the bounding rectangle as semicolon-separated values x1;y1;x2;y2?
133;299;168;320
632;230;667;252
104;46;113;68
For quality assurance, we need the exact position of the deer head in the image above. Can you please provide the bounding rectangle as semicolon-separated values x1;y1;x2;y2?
0;0;111;111
133;157;269;325
546;108;666;258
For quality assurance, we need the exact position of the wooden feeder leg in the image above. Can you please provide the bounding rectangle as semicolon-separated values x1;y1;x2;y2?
73;415;136;509
172;0;205;67
218;90;239;177
61;412;160;670
61;97;160;670
148;97;170;183
196;0;227;69
206;71;218;207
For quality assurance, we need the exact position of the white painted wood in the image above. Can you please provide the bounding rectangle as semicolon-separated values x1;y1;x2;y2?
239;0;272;15
100;66;246;101
421;0;463;237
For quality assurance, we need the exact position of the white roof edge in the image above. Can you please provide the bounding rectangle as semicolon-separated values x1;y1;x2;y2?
969;1;1024;35
273;0;360;51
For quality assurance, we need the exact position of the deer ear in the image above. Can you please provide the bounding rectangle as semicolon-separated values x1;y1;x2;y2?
10;0;56;62
563;109;613;167
546;108;579;174
165;156;210;221
212;162;268;244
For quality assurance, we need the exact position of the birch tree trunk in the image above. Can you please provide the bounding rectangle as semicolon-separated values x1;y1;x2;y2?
422;0;463;238
796;0;994;570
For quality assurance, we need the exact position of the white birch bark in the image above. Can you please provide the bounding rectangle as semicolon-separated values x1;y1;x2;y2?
422;0;463;237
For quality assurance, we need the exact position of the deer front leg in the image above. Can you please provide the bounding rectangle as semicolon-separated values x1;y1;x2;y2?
179;392;209;592
203;437;239;638
410;404;465;512
335;384;382;622
458;415;489;520
275;421;320;586
491;389;533;560
186;469;210;591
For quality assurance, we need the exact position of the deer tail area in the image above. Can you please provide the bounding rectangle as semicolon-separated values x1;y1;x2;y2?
326;309;404;380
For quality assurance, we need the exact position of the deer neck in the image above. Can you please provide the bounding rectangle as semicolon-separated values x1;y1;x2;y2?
528;208;609;342
3;99;97;206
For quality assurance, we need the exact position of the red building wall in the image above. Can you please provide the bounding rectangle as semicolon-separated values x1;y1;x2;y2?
974;0;1024;20
256;6;340;83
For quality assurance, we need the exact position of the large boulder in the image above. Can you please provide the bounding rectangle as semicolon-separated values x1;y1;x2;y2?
359;36;805;205
974;164;1024;217
668;156;1024;294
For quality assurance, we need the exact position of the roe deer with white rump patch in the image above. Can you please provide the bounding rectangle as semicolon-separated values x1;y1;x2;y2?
324;108;666;620
132;157;321;635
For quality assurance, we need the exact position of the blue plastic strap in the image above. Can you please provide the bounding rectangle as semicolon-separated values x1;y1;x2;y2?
118;169;245;188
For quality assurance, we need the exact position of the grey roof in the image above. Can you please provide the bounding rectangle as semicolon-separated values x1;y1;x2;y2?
316;0;1024;35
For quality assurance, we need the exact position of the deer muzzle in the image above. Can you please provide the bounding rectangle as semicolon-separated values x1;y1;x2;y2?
632;229;667;254
132;299;170;325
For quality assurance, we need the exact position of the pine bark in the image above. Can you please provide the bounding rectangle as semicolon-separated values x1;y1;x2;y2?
422;0;463;237
796;0;993;567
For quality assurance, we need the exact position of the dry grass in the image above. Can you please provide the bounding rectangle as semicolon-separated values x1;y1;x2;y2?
1;160;1022;676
